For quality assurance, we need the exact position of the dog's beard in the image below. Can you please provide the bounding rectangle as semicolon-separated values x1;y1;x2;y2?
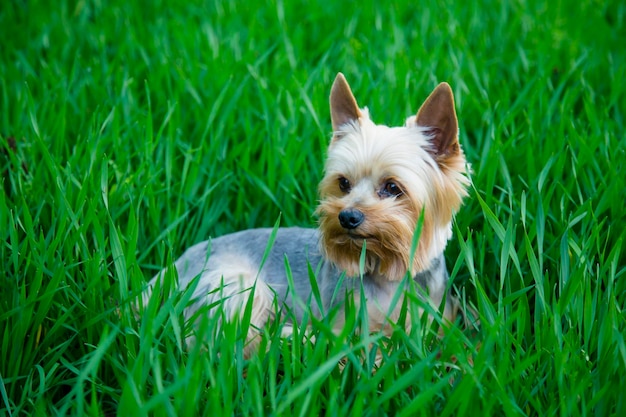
317;198;432;281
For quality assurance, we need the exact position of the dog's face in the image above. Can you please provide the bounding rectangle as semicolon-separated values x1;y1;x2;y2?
316;74;469;281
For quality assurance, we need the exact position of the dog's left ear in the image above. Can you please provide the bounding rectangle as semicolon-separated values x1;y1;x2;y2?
416;83;460;158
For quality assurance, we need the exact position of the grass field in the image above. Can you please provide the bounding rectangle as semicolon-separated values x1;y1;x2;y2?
1;0;625;415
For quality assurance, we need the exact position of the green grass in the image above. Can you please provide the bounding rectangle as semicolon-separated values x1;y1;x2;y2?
1;0;625;415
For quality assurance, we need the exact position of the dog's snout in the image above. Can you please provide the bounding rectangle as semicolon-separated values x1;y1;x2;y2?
338;208;364;229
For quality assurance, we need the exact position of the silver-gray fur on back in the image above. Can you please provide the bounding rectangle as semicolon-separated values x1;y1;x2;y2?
146;227;455;334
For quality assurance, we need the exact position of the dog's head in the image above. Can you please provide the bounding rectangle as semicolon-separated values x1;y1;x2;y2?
316;73;470;280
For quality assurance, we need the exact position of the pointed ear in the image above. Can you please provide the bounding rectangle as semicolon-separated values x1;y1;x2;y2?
330;73;361;133
416;82;460;158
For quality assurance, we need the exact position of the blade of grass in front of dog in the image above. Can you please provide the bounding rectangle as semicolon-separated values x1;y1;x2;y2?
386;274;411;326
306;261;324;314
283;253;308;319
256;215;281;279
358;239;367;277
408;207;425;277
357;277;370;359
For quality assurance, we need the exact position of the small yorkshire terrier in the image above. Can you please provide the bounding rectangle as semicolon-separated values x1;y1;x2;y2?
144;73;470;353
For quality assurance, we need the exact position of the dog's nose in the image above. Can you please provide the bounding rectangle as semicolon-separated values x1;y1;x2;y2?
338;208;364;229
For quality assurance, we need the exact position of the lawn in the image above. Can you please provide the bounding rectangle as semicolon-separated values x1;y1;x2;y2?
1;0;625;415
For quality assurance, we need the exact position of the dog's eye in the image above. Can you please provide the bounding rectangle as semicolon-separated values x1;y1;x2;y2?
381;181;402;197
338;176;351;193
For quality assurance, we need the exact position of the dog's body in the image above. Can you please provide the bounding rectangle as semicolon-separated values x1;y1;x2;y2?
152;227;454;332
144;74;469;352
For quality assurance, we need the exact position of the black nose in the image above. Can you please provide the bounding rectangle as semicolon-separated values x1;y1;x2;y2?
338;208;364;229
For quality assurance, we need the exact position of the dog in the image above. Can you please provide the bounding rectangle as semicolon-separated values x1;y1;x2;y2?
142;73;470;354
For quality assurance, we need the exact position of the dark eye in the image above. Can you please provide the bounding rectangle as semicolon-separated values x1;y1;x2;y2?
338;176;351;193
381;181;403;197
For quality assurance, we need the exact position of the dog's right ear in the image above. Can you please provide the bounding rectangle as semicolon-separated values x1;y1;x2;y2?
416;82;460;159
330;73;361;133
